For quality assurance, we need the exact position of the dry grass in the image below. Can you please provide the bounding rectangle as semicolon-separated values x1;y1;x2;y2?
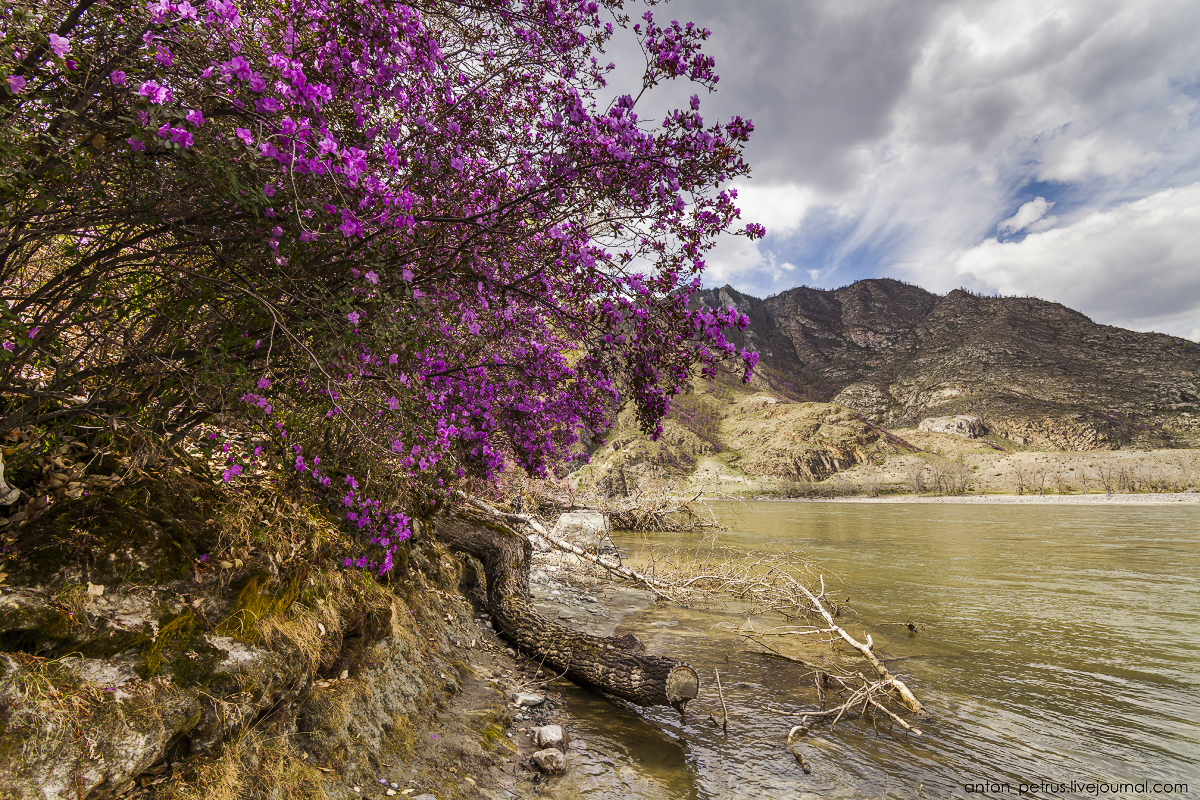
167;730;330;800
0;652;122;762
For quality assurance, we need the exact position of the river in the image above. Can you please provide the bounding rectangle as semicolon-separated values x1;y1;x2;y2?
545;501;1200;799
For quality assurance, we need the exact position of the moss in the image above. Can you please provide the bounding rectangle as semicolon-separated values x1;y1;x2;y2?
139;608;202;679
479;723;504;751
215;570;305;643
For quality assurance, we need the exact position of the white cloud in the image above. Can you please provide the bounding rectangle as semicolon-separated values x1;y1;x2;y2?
998;197;1054;233
729;182;819;239
953;183;1200;337
1039;132;1162;183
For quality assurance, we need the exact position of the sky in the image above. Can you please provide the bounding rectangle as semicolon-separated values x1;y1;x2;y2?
608;0;1200;341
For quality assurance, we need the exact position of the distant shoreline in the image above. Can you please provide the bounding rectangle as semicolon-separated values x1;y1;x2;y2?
745;492;1200;505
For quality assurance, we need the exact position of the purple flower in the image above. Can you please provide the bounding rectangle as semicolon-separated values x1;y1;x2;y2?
185;109;205;126
365;270;378;284
48;34;71;58
6;75;26;94
235;127;254;146
109;70;126;85
263;182;276;197
347;311;360;325
127;138;146;152
177;0;198;20
2;340;13;352
198;553;209;563
28;327;40;338
222;464;243;482
137;80;172;105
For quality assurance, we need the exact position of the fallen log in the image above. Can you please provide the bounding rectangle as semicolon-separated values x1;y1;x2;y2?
433;510;700;713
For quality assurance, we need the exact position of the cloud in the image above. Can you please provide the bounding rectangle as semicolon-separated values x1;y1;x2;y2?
998;197;1055;234
953;183;1200;338
608;1;1200;336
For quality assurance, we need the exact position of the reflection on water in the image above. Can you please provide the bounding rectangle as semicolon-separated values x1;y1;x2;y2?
549;502;1200;799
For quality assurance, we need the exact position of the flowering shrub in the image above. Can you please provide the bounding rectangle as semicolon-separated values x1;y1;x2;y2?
0;0;760;572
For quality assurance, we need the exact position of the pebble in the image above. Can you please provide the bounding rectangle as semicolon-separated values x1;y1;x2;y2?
514;692;545;708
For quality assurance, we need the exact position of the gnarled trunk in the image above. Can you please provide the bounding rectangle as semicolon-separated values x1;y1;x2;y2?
432;511;700;713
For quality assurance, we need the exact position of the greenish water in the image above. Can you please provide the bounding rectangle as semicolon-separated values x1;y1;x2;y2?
549;502;1200;800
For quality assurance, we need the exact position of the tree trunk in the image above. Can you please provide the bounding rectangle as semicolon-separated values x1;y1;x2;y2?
432;510;700;713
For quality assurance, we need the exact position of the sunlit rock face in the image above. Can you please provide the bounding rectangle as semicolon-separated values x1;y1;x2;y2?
919;415;986;438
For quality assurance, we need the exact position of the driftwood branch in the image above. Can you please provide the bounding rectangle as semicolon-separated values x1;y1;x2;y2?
794;579;924;715
462;495;678;599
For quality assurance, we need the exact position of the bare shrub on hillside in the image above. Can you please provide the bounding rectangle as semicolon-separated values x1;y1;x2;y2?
906;463;928;495
1009;463;1027;495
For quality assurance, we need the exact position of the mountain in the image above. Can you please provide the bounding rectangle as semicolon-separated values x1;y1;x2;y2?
694;279;1200;450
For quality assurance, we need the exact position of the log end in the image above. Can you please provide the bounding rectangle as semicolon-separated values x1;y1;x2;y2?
666;665;700;716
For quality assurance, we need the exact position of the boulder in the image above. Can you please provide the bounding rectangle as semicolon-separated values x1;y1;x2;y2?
551;510;609;542
531;724;567;750
918;415;985;438
531;747;567;774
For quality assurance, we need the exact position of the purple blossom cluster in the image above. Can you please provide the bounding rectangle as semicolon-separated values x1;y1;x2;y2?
2;0;762;575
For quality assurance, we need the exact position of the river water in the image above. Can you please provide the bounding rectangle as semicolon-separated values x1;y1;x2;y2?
546;501;1200;799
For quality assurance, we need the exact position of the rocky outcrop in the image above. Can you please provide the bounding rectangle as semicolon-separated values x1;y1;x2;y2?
0;474;479;800
919;415;985;438
722;399;900;482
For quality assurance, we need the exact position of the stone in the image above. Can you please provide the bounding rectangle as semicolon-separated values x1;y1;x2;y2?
531;724;566;750
531;748;567;775
412;795;439;800
514;692;545;708
551;510;610;543
918;415;985;438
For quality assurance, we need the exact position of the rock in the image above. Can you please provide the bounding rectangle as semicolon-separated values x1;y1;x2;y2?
412;794;439;800
85;582;104;596
531;570;548;583
531;748;567;774
551;510;609;543
918;415;985;438
514;692;545;708
531;724;567;750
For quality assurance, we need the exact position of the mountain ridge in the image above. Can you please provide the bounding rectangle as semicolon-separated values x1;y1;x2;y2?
694;278;1200;450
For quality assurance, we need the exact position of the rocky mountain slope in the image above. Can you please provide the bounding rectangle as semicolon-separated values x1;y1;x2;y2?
697;280;1200;450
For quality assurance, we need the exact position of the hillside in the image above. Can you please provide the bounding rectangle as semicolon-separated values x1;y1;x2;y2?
576;280;1200;497
696;280;1200;450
